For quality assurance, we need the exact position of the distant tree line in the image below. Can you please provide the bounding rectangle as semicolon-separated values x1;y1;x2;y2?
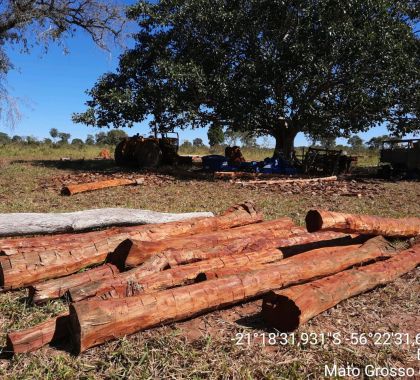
0;129;128;146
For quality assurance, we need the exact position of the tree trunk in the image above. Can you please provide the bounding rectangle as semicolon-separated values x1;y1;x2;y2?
0;208;214;237
240;176;337;186
262;243;420;332
61;178;144;196
0;202;261;289
69;236;392;353
123;218;294;268
272;123;298;159
6;313;69;354
29;264;120;304
306;209;420;237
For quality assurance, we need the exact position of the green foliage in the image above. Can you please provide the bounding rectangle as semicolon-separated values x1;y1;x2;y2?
74;0;419;156
0;132;11;145
367;135;393;150
49;128;58;140
207;124;224;147
106;129;128;145
193;138;205;147
57;132;71;145
347;135;365;150
71;138;84;146
85;134;95;145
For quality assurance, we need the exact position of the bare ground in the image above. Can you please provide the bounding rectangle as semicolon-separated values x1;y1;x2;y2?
0;157;419;379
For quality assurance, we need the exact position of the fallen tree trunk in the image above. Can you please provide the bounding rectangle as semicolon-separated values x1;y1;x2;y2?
0;203;261;289
0;208;214;237
123;218;294;268
6;313;69;354
29;264;120;304
61;178;144;196
306;209;420;237
238;176;337;186
262;243;420;332
69;236;392;353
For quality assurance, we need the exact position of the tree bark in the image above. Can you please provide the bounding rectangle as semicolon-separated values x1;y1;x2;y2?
61;178;144;196
272;124;298;159
6;313;69;355
202;245;361;280
0;202;258;256
0;202;261;289
29;264;120;304
69;248;290;302
123;218;294;268
0;208;214;237
69;236;392;353
262;243;420;332
306;209;420;237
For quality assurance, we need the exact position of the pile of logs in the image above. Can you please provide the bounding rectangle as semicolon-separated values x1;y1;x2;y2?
1;203;419;356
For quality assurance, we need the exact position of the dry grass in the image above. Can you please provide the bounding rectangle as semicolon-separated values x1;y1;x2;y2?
0;147;419;379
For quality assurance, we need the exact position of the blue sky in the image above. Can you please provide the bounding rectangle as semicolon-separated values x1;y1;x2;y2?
1;13;415;147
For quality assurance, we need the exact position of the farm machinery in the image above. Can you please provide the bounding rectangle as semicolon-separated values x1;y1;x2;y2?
378;138;420;178
114;132;191;168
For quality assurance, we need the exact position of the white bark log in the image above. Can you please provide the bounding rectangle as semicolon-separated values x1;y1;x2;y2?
0;208;214;237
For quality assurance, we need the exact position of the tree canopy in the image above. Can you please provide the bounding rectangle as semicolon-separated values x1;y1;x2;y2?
0;0;125;125
74;0;420;156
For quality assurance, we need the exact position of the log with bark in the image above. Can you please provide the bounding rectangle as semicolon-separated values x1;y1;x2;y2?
305;209;420;237
0;203;261;289
69;244;361;302
0;202;257;256
69;236;392;353
129;230;352;274
262;243;420;331
61;178;144;196
238;176;337;186
122;217;294;268
30;230;350;304
29;264;120;304
0;208;214;237
6;313;69;355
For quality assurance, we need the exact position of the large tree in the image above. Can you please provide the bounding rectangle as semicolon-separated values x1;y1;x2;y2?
74;0;419;156
0;0;125;125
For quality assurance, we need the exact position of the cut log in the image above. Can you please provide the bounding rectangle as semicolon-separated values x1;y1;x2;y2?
6;313;69;354
135;230;353;273
0;202;261;289
123;218;294;268
262;243;420;331
202;245;362;280
61;178;144;196
29;264;120;304
306;209;420;237
70;247;289;301
0;208;214;237
69;236;392;353
238;176;337;186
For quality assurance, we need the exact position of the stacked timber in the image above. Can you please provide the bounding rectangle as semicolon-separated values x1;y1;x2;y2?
1;206;419;356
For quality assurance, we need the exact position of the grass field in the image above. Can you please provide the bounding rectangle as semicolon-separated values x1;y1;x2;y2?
0;146;418;379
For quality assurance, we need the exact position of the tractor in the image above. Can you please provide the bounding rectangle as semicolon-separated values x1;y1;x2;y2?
114;132;190;168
